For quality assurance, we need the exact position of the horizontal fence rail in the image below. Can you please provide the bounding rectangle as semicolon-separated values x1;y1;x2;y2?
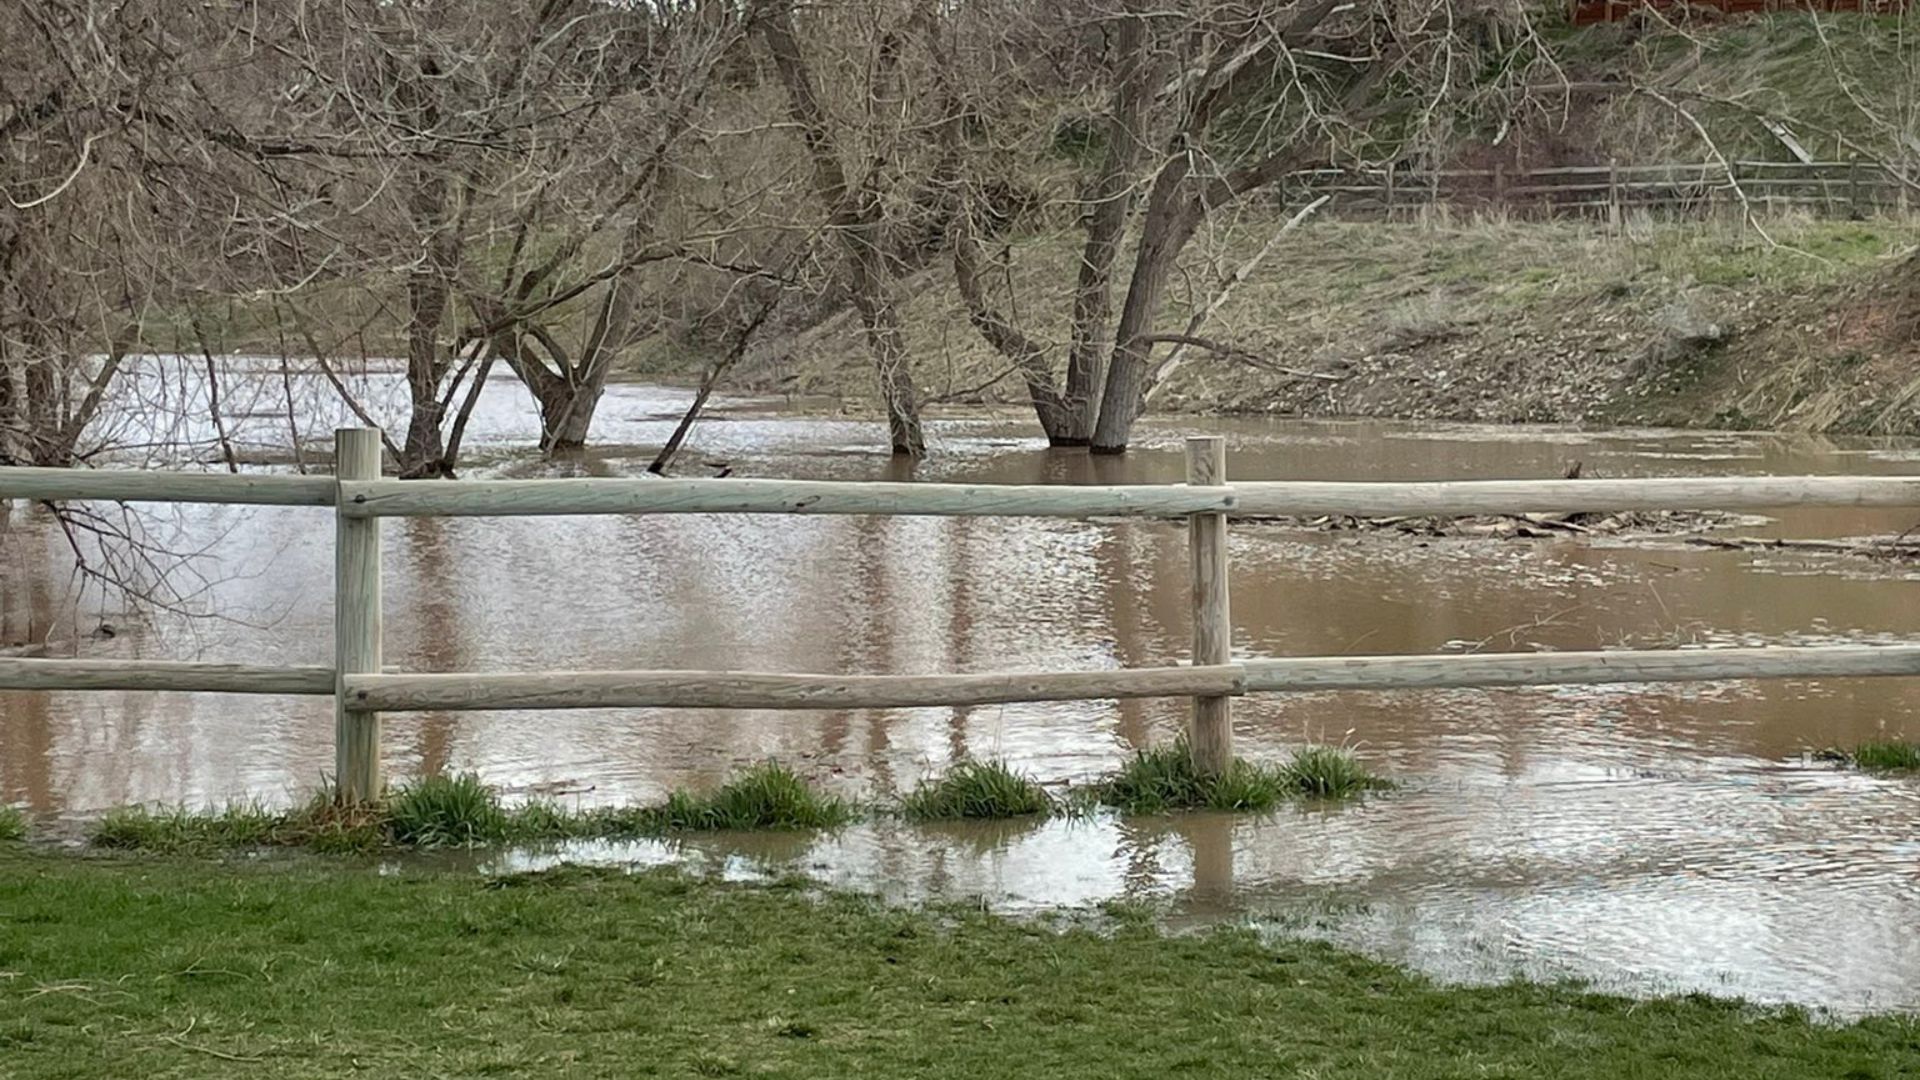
336;475;1920;520
1242;645;1920;692
0;467;337;507
340;477;1234;519
14;646;1920;710
344;666;1250;712
6;428;1920;801
0;658;336;695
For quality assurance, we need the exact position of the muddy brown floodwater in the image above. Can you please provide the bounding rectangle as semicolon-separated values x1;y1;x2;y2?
6;364;1920;1013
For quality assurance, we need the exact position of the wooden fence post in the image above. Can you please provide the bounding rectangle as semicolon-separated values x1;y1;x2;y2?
1607;158;1621;232
1185;436;1232;777
334;427;384;803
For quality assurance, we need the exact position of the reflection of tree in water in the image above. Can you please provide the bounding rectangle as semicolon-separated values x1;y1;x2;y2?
397;516;471;780
0;514;64;812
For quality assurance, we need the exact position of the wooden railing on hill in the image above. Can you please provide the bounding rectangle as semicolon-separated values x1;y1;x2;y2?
1287;159;1910;218
1571;0;1905;26
6;428;1920;802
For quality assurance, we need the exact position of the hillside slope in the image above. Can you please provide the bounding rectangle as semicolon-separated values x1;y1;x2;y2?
726;212;1920;435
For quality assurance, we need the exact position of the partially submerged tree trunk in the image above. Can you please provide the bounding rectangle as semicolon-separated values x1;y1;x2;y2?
1060;11;1153;446
495;277;637;453
1089;184;1205;454
398;159;460;480
950;206;1073;443
754;0;926;456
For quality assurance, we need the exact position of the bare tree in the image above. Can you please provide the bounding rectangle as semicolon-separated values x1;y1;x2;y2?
184;0;747;476
937;0;1550;451
0;2;167;468
750;0;938;456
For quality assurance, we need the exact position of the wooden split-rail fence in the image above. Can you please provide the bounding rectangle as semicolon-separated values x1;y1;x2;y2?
1286;159;1912;220
7;428;1920;802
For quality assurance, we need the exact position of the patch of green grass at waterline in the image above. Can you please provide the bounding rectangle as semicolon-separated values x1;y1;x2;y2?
0;804;25;842
643;761;856;831
1821;740;1920;772
76;748;1386;856
386;772;510;847
1088;741;1387;814
2;848;1914;1079
85;763;854;855
901;760;1053;820
91;801;287;854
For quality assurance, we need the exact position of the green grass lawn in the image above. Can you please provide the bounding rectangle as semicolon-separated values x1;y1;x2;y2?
2;849;1917;1078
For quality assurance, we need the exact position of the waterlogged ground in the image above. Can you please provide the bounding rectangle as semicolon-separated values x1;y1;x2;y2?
6;360;1920;1013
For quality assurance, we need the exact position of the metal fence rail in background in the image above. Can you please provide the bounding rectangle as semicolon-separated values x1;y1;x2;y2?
6;428;1920;803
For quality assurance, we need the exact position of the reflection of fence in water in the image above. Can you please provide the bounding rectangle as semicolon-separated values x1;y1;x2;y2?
7;428;1920;803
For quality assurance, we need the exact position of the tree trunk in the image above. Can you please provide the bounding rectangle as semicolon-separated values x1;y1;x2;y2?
846;268;926;456
1090;182;1205;454
1062;11;1152;446
535;376;609;453
949;206;1072;443
755;0;925;456
399;265;453;479
400;392;450;478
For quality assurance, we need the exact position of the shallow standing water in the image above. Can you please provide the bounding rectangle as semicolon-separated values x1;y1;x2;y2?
6;364;1920;1013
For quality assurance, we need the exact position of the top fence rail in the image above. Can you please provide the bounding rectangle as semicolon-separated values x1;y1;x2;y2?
10;470;1920;518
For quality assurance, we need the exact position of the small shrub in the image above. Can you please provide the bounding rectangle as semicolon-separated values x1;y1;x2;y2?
386;773;508;847
900;760;1052;821
652;763;852;831
1836;741;1920;772
0;806;25;842
1284;746;1390;798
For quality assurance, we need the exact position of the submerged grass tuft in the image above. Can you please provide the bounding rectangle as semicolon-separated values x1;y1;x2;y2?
1283;745;1392;798
900;760;1052;821
1826;740;1920;772
0;805;24;842
1089;740;1386;814
386;773;509;847
649;762;853;831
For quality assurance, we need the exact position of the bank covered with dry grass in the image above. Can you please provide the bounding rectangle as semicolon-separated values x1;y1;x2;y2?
746;212;1920;437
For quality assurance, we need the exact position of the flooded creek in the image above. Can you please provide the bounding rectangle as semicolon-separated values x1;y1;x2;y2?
5;369;1920;1012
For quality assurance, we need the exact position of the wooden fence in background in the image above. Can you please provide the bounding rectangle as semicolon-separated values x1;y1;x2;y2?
1570;0;1905;26
7;428;1920;801
1286;160;1910;219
